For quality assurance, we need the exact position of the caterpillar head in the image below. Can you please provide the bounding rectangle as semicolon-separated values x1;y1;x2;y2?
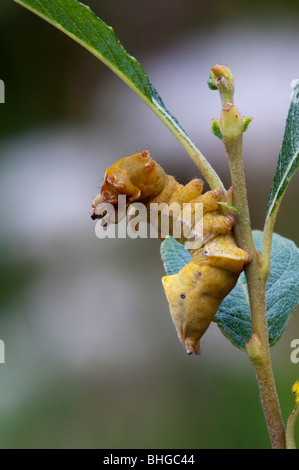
162;261;238;355
91;150;167;221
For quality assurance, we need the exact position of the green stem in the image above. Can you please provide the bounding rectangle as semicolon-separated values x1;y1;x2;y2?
286;406;299;449
223;133;286;449
147;100;225;191
261;201;282;280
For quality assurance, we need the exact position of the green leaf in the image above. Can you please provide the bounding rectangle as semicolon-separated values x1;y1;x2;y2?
160;237;192;276
207;72;218;91
14;0;223;189
242;116;252;133
211;119;222;140
160;231;299;349
266;82;299;217
215;230;299;349
217;201;240;214
16;0;152;97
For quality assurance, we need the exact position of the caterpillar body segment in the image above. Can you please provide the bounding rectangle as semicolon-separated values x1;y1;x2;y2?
162;234;251;354
162;261;239;355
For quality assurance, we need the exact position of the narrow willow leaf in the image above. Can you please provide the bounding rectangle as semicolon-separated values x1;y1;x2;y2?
266;82;299;217
14;0;223;189
160;231;299;349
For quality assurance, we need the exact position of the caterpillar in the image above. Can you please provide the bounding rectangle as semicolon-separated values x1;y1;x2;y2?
91;150;252;355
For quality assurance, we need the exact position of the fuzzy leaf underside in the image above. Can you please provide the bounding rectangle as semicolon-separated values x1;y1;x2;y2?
160;236;193;276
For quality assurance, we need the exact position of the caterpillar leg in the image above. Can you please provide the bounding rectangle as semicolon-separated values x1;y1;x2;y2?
201;212;237;245
193;187;225;214
179;209;236;251
168;179;204;206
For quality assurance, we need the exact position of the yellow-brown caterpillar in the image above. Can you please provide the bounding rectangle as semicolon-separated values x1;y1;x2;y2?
91;150;251;355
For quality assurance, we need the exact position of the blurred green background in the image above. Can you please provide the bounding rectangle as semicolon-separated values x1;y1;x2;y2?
0;0;298;449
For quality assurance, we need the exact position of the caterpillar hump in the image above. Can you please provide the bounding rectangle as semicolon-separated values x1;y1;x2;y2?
162;235;251;355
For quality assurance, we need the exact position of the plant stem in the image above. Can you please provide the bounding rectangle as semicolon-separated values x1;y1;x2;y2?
212;63;286;447
148;100;225;191
223;133;286;449
286;406;299;449
261;201;282;279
